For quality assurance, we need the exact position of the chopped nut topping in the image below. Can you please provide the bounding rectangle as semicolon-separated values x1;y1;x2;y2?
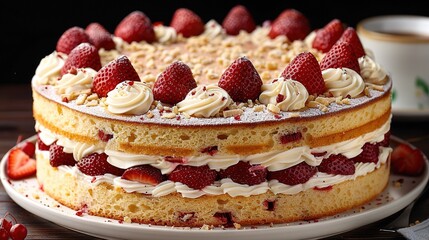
267;103;280;114
223;109;244;118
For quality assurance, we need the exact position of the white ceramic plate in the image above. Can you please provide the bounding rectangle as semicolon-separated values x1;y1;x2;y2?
1;135;428;240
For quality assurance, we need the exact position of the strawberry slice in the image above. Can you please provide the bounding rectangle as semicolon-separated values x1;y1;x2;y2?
61;43;101;75
92;55;140;97
168;165;217;189
312;19;344;53
391;143;425;176
222;5;256;35
351;143;379;164
121;165;163;185
337;27;365;58
56;26;91;54
170;8;204;38
218;56;262;102
77;153;124;176
319;41;361;73
152;61;197;105
280;52;325;95
114;11;156;44
85;22;115;50
318;154;355;175
219;161;267;186
7;148;36;180
268;9;310;41
268;162;316;185
49;143;75;167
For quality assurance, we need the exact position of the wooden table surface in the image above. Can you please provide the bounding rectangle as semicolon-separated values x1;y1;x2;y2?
1;83;428;239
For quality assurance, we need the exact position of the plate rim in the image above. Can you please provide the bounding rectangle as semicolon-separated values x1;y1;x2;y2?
1;135;428;240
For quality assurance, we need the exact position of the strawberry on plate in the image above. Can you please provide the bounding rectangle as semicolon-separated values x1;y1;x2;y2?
92;55;140;97
319;41;361;73
218;56;262;102
121;165;163;186
19;141;35;157
152;61;197;105
391;143;425;176
85;22;115;50
268;9;310;41
219;161;267;186
312;19;344;53
222;5;256;36
280;52;325;95
168;165;217;189
114;11;156;44
7;148;36;180
77;153;124;176
337;27;365;58
170;8;204;38
268;162;316;185
61;43;101;75
56;26;91;55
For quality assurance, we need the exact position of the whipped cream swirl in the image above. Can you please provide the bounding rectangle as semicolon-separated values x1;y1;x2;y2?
202;20;225;39
55;68;97;94
259;78;309;111
34;51;66;85
106;81;154;115
154;25;177;44
177;85;232;118
358;56;388;86
322;68;365;98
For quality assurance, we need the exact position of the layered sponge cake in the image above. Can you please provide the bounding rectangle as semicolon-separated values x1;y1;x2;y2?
33;6;392;227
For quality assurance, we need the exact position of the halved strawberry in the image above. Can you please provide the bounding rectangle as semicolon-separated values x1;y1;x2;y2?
222;5;256;35
114;11;156;44
337;27;365;58
351;143;379;164
56;26;91;54
121;165;163;185
378;131;391;147
391;143;425;176
170;8;204;37
61;43;101;75
77;153;125;176
20;141;35;157
152;61;197;105
49;143;75;167
280;52;325;95
37;134;50;151
268;162;316;185
268;9;310;41
92;55;140;97
319;41;360;73
85;22;115;50
312;19;344;53
168;165;217;189
318;154;355;175
7;148;36;180
219;161;267;186
218;56;262;102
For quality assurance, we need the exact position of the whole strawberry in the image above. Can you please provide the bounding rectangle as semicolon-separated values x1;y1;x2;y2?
312;19;344;53
391;143;425;176
170;8;204;37
319;41;360;73
281;52;325;95
152;61;197;105
337;27;365;58
222;5;256;35
77;153;124;176
56;26;91;54
268;9;310;41
114;11;156;44
219;161;267;186
49;143;75;167
85;22;115;50
92;55;140;97
218;56;262;102
268;162;316;185
168;165;217;189
351;143;379;164
61;43;101;75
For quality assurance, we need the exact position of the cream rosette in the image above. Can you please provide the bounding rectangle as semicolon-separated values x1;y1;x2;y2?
259;77;309;111
322;68;365;98
177;85;232;118
55;68;97;94
34;51;66;85
154;25;177;44
358;56;388;85
202;20;225;39
106;81;153;115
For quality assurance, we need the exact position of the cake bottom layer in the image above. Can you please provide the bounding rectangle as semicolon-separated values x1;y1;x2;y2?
36;152;390;227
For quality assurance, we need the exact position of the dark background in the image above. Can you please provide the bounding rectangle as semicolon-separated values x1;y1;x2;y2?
2;0;428;85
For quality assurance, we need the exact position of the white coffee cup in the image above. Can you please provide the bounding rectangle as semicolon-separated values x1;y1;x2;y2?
357;15;429;113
